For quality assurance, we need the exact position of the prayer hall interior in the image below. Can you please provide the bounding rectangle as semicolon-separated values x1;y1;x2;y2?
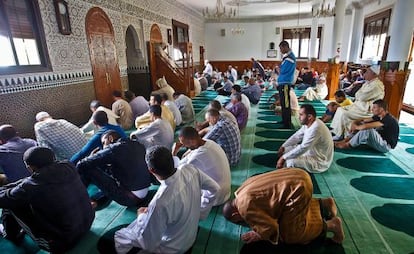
1;0;414;253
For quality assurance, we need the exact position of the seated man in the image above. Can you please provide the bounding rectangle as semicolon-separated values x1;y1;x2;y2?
225;84;250;113
112;146;219;254
223;168;344;248
298;75;328;102
34;111;87;161
0;147;94;253
227;93;248;130
216;76;233;96
267;89;299;117
335;99;399;153
124;90;149;119
81;100;119;134
196;100;237;137
204;109;241;166
112;90;134;130
0;125;36;185
70;111;126;164
276;104;333;173
151;76;175;101
172;127;231;214
130;105;174;150
77;130;152;207
135;93;175;130
161;93;182;126
173;92;195;124
320;90;353;123
242;78;262;104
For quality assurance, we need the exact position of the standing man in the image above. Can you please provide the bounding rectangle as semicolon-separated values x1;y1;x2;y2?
334;99;399;153
250;58;265;79
276;104;333;173
278;41;297;129
223;168;344;249
113;146;219;254
34;111;87;161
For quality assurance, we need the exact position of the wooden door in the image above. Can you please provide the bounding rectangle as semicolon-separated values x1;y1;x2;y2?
85;7;121;107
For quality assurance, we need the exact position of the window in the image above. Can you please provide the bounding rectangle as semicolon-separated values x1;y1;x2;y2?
361;9;391;60
0;0;51;75
171;19;188;61
282;27;322;59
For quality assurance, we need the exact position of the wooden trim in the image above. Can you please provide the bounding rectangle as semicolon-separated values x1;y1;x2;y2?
402;103;414;115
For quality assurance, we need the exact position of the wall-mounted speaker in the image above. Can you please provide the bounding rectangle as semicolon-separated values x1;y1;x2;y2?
275;27;280;35
220;29;226;37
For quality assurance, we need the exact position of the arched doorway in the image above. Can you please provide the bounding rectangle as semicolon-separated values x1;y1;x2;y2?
85;7;121;107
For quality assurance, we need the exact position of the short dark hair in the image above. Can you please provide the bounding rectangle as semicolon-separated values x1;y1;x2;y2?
23;147;55;168
279;40;290;48
124;90;135;102
93;111;109;126
231;93;242;102
112;90;122;97
0;124;17;141
102;130;121;141
151;94;162;105
90;100;101;109
300;104;316;117
179;126;199;139
206;108;220;117
232;84;241;92
373;99;388;111
160;93;169;101
145;146;175;178
209;100;222;110
334;90;346;98
149;104;162;117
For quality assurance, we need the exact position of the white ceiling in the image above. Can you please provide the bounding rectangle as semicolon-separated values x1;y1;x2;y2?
175;0;336;19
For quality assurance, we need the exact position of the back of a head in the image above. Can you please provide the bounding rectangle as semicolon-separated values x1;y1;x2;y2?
334;90;346;98
209;100;222;110
124;90;135;101
149;104;162;117
0;124;17;141
112;90;122;98
206;108;220;118
23;147;55;168
93;110;109;126
301;104;316;117
102;129;121;141
160;93;169;101
232;84;241;93
151;94;162;105
90;100;101;109
35;111;51;122
279;40;290;48
231;93;242;102
179;126;199;139
145;145;175;178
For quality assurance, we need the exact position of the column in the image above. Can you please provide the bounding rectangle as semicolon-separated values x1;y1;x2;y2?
347;2;364;62
387;0;414;68
309;2;319;60
331;0;346;59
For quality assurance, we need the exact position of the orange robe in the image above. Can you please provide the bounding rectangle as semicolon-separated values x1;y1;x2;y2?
234;168;323;244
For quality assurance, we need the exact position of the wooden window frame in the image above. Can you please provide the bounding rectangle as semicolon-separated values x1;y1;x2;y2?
172;19;189;48
282;27;322;59
0;0;52;75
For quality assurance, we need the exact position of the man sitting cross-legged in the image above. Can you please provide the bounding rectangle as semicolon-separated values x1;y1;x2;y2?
334;99;399;153
111;146;219;254
77;130;152;208
0;147;94;253
172;126;231;217
276;104;333;173
223;168;344;252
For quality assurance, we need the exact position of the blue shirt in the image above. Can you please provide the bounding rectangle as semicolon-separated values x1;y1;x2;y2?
0;137;37;183
242;84;262;104
70;124;126;164
278;50;296;85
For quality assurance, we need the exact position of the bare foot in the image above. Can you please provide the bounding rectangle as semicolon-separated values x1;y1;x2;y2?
321;197;337;219
334;141;350;149
327;216;345;244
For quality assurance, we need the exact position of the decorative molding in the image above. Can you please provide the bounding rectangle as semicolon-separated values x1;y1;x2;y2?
0;71;93;94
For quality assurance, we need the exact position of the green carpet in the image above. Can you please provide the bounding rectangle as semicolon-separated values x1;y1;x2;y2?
258;110;278;116
255;130;296;139
335;145;387;156
254;141;284;151
371;204;414;237
406;147;414;154
257;116;282;122
399;135;414;145
256;122;285;129
350;176;414;199
336;157;407;174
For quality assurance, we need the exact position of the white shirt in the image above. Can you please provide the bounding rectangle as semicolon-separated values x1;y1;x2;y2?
130;118;174;150
174;94;195;123
282;119;333;173
203;63;213;76
177;140;231;206
114;164;220;254
81;106;119;134
164;100;182;126
230;68;238;81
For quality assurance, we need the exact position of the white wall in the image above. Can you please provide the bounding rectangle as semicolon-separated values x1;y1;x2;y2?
204;17;335;62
